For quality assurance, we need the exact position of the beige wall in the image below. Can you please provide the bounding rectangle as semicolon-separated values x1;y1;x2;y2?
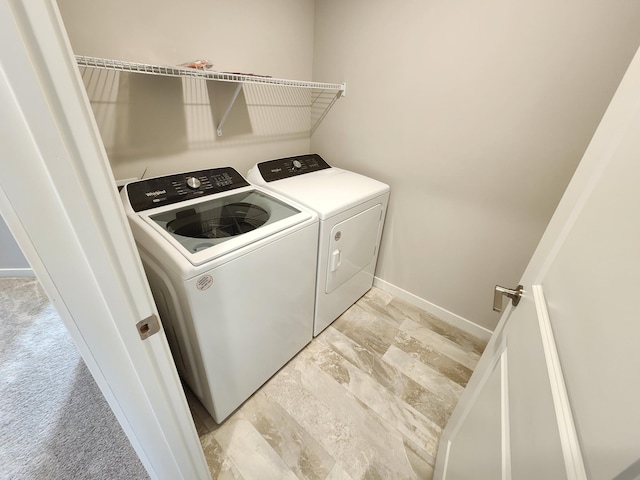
311;0;640;330
57;0;314;78
57;0;316;180
0;214;29;270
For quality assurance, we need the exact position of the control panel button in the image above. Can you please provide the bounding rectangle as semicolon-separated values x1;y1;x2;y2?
292;159;302;170
186;177;201;189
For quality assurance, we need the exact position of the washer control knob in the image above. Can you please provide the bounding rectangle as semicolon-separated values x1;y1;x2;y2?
292;159;302;170
186;177;201;189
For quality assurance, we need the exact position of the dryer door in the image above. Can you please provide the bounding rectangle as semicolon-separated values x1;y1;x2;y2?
326;204;383;294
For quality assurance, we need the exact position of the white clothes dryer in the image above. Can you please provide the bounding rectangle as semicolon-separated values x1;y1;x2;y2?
121;167;318;423
247;154;389;336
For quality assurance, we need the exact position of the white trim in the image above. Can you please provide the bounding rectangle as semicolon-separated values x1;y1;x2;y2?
373;276;492;341
440;440;452;480
436;335;507;479
533;285;587;480
500;350;512;480
0;268;34;277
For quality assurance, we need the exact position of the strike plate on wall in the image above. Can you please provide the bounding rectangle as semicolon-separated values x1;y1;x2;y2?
136;314;160;340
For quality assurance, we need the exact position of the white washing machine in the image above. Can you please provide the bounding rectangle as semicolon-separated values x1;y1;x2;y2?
247;154;389;336
121;167;318;423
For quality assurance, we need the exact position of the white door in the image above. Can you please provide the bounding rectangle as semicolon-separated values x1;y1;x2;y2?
435;45;640;480
0;1;209;478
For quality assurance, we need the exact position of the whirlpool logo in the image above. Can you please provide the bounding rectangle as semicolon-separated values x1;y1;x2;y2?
145;190;167;197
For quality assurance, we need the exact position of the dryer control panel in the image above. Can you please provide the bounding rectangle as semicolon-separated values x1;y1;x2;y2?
127;167;250;212
257;154;331;182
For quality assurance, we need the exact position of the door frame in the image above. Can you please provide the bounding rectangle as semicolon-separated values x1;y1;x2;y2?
0;1;210;478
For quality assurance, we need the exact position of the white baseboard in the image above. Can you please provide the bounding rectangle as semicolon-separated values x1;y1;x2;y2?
0;268;34;277
373;277;492;341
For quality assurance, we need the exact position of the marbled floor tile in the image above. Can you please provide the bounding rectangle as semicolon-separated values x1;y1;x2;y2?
293;353;434;479
319;326;405;394
303;339;443;454
382;344;463;415
331;303;399;356
199;432;245;479
318;326;449;464
352;288;405;328
400;318;481;371
263;352;422;479
388;296;487;356
261;359;366;478
239;390;335;480
393;329;474;387
324;463;354;480
209;414;299;480
362;286;394;307
316;329;451;428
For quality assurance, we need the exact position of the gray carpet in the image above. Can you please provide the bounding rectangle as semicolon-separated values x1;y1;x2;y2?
0;277;149;479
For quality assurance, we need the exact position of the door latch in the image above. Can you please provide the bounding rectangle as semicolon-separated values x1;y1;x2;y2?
493;285;523;313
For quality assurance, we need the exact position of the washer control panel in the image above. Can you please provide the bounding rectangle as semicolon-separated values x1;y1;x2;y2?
257;154;331;182
127;167;250;212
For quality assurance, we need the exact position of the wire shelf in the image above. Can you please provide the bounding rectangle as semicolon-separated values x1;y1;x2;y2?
75;55;345;92
76;55;344;138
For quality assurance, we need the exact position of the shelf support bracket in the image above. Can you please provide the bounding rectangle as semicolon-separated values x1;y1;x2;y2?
216;82;244;136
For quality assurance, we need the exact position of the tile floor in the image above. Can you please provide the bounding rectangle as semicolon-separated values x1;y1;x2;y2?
186;287;487;479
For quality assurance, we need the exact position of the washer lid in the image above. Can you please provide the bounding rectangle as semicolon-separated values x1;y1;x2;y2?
249;157;389;219
138;188;313;266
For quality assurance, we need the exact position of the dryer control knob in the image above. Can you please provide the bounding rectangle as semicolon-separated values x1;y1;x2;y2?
186;177;201;189
292;159;302;170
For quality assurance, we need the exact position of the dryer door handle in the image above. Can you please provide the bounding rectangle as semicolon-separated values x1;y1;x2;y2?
330;249;342;272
